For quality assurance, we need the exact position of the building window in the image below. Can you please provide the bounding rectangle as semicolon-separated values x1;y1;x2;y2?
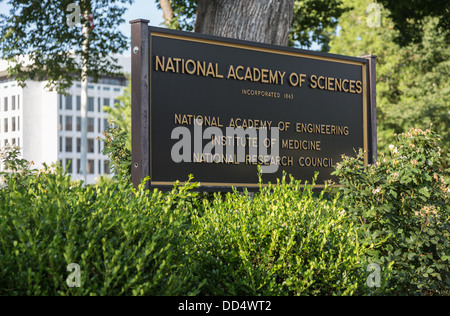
77;159;81;174
65;137;73;152
59;115;63;131
12;138;16;145
65;95;73;110
97;118;101;133
4;97;7;111
104;98;110;108
65;116;72;131
88;97;94;112
66;158;73;174
98;160;102;174
98;97;101;112
88;138;94;153
11;117;15;132
103;119;109;131
17;117;20;131
104;160;110;174
98;139;101;154
76;116;81;131
88;159;95;174
88;117;94;132
77;138;81;153
4;118;7;132
76;96;81;111
59;94;63;110
11;96;15;111
59;137;63;152
17;95;20;110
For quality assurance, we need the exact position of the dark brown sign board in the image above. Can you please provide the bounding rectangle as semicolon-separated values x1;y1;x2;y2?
130;19;377;191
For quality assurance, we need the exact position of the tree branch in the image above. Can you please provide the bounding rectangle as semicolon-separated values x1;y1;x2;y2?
159;0;174;26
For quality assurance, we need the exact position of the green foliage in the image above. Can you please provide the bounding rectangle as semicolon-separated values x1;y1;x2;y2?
376;0;449;45
1;130;448;295
0;146;199;296
333;128;450;295
100;123;131;182
0;0;132;93
187;174;370;295
329;0;450;171
103;82;132;151
290;0;349;51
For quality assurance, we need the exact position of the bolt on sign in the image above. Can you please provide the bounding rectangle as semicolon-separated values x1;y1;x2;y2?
130;19;377;191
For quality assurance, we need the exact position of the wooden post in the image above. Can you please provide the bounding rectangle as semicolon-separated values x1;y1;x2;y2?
130;19;150;188
362;55;377;164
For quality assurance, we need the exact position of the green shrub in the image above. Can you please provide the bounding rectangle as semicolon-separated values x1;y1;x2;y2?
333;128;450;295
0;146;198;295
187;173;370;295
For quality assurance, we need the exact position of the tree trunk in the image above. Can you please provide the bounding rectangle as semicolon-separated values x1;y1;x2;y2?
159;0;174;26
194;0;294;46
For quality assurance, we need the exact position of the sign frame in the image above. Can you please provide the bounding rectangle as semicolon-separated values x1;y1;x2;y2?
130;19;377;191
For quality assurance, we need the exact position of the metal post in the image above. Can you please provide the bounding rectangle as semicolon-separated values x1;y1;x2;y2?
130;19;150;188
362;55;377;164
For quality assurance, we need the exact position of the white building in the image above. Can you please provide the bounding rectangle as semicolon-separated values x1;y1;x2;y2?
0;56;130;183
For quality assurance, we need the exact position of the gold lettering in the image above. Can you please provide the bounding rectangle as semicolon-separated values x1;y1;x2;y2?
349;80;356;93
279;71;286;85
227;65;236;79
335;78;342;91
318;76;325;89
309;75;317;88
244;67;253;81
172;58;181;73
269;70;278;85
215;63;224;78
185;59;196;75
174;113;181;125
166;57;175;72
155;56;164;71
342;79;349;92
355;80;362;94
289;72;298;86
206;62;215;77
196;61;206;76
261;69;269;83
236;66;244;80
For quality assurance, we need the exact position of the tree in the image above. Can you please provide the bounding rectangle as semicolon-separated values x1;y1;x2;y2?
377;0;450;46
328;0;449;171
156;0;349;49
0;0;133;181
0;0;132;92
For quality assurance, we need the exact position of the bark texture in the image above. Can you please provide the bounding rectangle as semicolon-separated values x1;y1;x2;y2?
195;0;294;46
159;0;174;26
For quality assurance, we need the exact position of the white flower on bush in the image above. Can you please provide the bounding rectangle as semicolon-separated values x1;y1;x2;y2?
389;144;398;155
0;175;5;187
372;187;382;195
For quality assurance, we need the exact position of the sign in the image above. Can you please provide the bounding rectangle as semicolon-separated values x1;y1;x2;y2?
130;20;376;190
